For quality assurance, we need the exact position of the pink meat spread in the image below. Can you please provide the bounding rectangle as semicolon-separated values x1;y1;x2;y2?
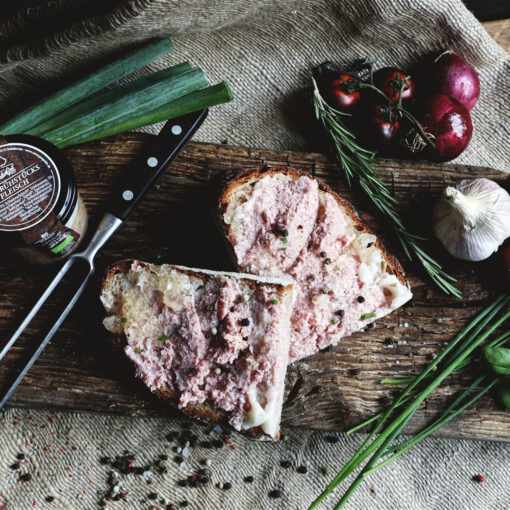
224;173;412;362
101;262;292;437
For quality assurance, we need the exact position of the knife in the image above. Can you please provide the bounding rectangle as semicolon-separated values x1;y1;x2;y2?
0;108;208;409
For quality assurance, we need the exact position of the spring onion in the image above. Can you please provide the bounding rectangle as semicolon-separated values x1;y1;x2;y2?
43;68;208;148
0;38;174;134
66;82;233;147
26;62;192;138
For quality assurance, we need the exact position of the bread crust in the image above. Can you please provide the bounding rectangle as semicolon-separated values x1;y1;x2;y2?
102;259;284;440
218;165;408;286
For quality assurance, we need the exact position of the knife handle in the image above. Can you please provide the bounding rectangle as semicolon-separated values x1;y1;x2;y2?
109;109;208;221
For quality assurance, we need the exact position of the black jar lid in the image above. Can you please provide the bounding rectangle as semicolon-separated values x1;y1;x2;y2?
3;134;77;225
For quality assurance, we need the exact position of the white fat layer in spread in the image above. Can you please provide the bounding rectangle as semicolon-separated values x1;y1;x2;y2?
236;386;279;437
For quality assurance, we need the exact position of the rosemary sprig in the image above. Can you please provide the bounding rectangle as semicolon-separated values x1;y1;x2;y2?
312;79;461;298
309;293;510;509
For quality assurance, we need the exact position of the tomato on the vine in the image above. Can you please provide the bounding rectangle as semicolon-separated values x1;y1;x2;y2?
318;70;360;112
357;104;401;155
373;67;414;104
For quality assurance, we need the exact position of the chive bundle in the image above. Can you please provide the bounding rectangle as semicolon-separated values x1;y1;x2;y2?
310;293;510;509
0;38;233;147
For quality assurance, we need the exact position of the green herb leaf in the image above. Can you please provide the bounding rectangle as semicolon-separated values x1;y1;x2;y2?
158;334;170;342
497;380;510;410
121;317;127;323
361;312;377;320
331;318;338;325
484;346;510;376
270;299;279;305
282;237;288;243
135;347;143;354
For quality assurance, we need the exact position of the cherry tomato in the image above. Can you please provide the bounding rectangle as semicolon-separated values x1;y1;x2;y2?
318;70;360;112
373;67;414;104
357;104;401;156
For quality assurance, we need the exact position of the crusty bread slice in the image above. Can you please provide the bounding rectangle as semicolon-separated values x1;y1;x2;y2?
101;260;293;440
219;166;412;362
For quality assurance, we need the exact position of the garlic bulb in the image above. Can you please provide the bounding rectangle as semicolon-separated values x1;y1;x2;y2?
433;178;510;262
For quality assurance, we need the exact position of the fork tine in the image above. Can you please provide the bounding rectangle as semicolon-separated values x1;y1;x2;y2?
0;266;93;409
0;256;76;364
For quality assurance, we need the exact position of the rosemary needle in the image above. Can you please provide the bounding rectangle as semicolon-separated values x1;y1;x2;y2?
312;79;461;298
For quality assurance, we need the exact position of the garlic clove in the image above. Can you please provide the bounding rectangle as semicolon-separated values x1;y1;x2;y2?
433;178;510;262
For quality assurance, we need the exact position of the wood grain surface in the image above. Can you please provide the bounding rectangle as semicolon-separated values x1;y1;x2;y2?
1;133;509;440
483;18;510;53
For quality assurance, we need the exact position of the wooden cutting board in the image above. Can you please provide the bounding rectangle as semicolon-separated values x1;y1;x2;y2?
1;133;509;441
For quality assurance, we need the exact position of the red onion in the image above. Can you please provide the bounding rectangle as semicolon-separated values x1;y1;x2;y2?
411;94;472;162
421;51;480;110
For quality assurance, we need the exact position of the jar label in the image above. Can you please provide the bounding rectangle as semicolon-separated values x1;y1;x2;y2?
0;142;60;231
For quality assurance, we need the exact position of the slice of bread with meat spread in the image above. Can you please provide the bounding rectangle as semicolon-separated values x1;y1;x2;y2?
219;166;412;362
101;260;293;440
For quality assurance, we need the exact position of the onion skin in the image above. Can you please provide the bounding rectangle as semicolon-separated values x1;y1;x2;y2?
413;94;472;162
422;52;480;110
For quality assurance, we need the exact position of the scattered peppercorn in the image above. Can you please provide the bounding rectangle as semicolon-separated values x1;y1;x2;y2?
269;489;282;499
223;482;232;490
17;453;25;460
357;296;365;303
240;318;250;327
336;309;345;317
19;473;32;482
100;456;112;465
244;476;254;483
149;492;158;500
297;465;308;474
10;462;20;470
280;460;291;469
180;501;189;508
320;251;327;258
324;258;332;264
325;435;339;444
473;474;485;483
45;496;54;503
159;454;168;461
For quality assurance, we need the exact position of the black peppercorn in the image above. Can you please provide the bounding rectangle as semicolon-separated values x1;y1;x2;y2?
240;318;250;327
320;251;327;258
280;460;291;469
357;296;365;303
244;475;254;483
297;465;308;474
336;309;345;316
17;453;25;460
45;496;55;503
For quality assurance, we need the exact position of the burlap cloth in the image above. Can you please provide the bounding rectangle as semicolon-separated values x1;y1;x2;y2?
0;1;509;509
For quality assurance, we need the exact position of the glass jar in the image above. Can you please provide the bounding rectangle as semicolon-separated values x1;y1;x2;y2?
0;134;87;264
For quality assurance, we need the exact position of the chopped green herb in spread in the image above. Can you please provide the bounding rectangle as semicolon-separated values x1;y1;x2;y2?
135;347;143;354
331;318;338;325
271;299;279;305
325;258;332;264
282;237;288;244
157;334;170;342
334;265;340;270
121;317;127;323
360;312;376;320
281;247;287;251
